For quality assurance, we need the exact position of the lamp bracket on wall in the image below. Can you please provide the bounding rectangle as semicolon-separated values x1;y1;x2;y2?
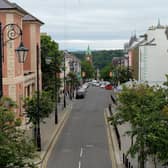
2;23;22;46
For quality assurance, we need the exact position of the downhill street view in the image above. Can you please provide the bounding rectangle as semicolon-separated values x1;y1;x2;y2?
1;0;168;168
47;87;112;168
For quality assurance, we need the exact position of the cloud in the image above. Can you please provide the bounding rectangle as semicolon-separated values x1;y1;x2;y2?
13;0;168;50
58;39;127;51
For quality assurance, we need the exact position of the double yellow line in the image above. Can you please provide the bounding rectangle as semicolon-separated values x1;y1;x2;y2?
104;109;124;168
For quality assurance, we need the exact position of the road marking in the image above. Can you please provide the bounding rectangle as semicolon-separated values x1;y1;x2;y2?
104;109;117;168
61;148;71;153
80;147;83;157
78;160;81;168
85;144;94;148
40;110;71;168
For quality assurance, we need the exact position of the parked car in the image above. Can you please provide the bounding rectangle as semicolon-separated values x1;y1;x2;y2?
99;81;109;88
82;83;89;90
100;84;106;88
105;84;113;90
95;82;100;87
76;88;86;98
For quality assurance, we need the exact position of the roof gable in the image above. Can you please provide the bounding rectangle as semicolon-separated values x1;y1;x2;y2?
0;0;27;15
23;14;44;25
0;0;44;25
0;0;15;9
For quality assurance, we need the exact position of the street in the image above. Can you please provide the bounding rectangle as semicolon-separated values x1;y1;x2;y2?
47;86;112;168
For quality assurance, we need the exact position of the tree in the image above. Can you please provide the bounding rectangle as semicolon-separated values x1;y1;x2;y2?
109;83;168;168
66;72;80;99
41;34;62;92
71;49;124;70
81;61;95;79
111;65;132;86
100;64;132;85
0;97;36;168
100;64;112;81
24;91;53;144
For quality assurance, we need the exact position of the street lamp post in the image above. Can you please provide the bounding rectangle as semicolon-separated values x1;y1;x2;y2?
36;44;41;151
54;55;58;124
63;53;66;108
0;22;28;98
45;55;58;124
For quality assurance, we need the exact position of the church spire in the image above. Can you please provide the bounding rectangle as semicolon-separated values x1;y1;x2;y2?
86;45;92;56
85;45;92;64
157;18;161;28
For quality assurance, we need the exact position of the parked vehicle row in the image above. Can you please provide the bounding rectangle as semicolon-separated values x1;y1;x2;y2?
76;80;113;99
89;80;113;90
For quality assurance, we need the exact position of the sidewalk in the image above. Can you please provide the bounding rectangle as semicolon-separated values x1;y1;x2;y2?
104;108;124;168
28;96;73;168
40;96;72;151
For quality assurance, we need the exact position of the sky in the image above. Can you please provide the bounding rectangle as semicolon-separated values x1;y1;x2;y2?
13;0;168;51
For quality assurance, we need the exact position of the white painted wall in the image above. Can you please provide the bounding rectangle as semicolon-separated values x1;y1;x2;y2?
122;26;168;168
139;27;168;83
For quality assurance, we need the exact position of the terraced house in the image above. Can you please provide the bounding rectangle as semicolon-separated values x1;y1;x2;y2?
0;0;44;121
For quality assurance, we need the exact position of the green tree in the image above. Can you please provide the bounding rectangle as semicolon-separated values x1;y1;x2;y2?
41;34;62;93
100;64;112;81
66;72;80;99
72;49;124;70
0;97;36;168
100;64;132;85
24;91;53;144
109;83;168;168
81;61;95;79
111;65;132;86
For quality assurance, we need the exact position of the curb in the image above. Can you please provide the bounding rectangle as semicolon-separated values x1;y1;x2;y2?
104;108;124;168
35;103;73;168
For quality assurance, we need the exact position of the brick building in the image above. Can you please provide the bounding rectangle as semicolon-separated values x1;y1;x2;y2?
0;0;43;118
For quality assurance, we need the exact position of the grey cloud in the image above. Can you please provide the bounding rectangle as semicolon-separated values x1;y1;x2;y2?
13;0;168;50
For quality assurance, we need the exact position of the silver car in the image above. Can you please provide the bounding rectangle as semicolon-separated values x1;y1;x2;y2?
76;88;86;98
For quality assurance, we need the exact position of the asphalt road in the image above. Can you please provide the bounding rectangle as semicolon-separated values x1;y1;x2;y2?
47;86;112;168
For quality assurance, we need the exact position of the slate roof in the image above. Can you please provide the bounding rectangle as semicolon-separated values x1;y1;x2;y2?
11;2;28;15
0;0;25;14
0;0;44;25
23;14;44;25
0;0;14;9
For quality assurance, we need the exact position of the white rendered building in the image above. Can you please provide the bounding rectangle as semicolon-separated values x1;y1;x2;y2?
139;23;168;83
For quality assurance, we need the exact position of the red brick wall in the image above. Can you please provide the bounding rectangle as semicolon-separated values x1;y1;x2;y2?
23;23;31;71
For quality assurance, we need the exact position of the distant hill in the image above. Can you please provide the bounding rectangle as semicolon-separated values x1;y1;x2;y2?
71;50;124;70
